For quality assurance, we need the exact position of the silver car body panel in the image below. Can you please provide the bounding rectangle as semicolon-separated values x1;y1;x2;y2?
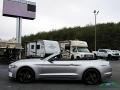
9;53;112;81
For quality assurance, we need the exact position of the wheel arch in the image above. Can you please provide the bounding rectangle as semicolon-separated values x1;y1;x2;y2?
82;67;101;80
16;66;36;79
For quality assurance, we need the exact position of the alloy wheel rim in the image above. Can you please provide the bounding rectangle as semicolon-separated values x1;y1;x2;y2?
85;71;99;84
18;69;33;82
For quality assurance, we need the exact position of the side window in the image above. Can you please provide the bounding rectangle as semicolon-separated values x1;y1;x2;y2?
31;45;34;49
99;50;103;52
65;44;70;50
104;50;107;53
99;50;107;53
101;50;106;53
73;47;77;52
37;45;40;49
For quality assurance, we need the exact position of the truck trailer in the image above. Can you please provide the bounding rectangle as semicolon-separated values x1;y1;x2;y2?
25;40;60;58
0;41;22;63
25;40;94;60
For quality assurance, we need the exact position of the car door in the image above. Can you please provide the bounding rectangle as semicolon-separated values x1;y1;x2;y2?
98;50;105;57
36;42;45;57
29;43;36;56
103;50;108;57
39;58;79;79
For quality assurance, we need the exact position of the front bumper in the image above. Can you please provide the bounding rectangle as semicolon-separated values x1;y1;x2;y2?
8;72;13;78
111;54;120;57
102;66;112;81
103;72;112;79
8;66;17;79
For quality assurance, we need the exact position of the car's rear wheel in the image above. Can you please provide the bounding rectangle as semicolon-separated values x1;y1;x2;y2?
17;67;35;83
82;69;101;85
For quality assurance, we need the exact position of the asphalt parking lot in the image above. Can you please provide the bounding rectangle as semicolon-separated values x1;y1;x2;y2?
0;60;120;90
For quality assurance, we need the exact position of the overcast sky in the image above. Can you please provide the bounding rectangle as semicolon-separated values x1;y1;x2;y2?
0;0;120;40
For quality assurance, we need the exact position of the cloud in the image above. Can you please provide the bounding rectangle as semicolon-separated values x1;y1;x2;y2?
0;0;120;40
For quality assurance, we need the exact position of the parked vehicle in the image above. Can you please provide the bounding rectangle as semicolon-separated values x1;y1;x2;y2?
112;50;120;58
93;49;120;60
9;53;112;85
25;40;60;58
112;50;120;55
0;41;22;62
59;40;94;60
25;40;94;60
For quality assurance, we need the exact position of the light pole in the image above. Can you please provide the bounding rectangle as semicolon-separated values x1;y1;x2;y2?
93;10;99;51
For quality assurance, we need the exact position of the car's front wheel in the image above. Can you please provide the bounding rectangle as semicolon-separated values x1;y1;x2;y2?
82;69;101;85
17;67;35;83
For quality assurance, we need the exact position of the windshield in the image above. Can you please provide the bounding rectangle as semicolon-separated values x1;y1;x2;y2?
77;47;90;52
43;52;60;61
107;50;112;52
112;50;119;52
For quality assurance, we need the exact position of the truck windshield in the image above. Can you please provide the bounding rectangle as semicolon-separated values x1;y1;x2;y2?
77;47;90;52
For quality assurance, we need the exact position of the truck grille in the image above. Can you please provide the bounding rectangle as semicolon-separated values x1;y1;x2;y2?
84;54;93;58
113;53;119;55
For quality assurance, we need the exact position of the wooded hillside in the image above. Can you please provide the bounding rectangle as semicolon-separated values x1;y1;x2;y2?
22;22;120;50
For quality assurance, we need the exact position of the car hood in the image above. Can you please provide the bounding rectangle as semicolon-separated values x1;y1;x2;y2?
10;58;45;65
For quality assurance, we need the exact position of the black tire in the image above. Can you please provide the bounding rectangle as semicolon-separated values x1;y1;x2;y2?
82;69;101;85
76;56;80;60
94;54;97;59
17;67;35;83
107;55;112;60
71;55;74;60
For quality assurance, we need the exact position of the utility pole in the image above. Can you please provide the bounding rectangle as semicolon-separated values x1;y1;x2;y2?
16;17;22;59
16;17;22;44
93;10;99;51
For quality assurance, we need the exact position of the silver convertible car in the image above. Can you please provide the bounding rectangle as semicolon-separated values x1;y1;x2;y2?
9;53;112;85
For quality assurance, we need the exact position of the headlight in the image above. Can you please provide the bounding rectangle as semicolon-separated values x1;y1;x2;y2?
9;65;17;68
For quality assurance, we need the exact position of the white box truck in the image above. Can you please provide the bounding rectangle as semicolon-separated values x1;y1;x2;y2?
26;40;60;58
59;40;94;60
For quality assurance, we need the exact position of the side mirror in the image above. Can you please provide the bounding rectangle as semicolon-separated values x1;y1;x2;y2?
49;60;53;63
49;57;57;63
